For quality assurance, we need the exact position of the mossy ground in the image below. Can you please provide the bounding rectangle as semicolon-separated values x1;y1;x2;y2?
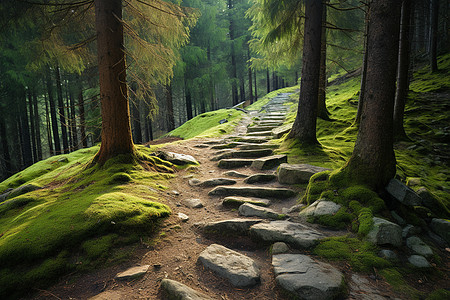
0;145;174;298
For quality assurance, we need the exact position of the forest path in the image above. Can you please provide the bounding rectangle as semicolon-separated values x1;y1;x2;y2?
32;93;398;300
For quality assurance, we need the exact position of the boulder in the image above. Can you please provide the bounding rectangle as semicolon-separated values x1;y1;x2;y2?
160;279;213;300
385;178;422;206
366;217;402;247
408;255;431;268
272;254;345;300
402;224;421;238
115;265;150;280
378;249;398;262
222;196;271;207
277;163;330;185
198;244;260;287
271;242;290;255
251;155;288;170
430;218;450;244
299;200;341;217
406;236;433;257
244;174;276;184
155;151;198;165
182;198;204;209
208;186;296;199
250;220;324;249
238;203;285;220
416;187;442;212
203;218;263;235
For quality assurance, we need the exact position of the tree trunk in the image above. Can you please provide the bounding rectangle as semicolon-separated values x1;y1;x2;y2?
272;71;278;91
131;99;142;144
240;78;245;103
18;89;33;167
185;82;193;120
55;65;69;154
228;0;239;106
94;0;134;164
0;108;12;177
27;88;37;162
317;0;330;120
78;77;87;148
266;68;270;93
356;3;370;125
429;0;439;72
394;0;412;141
32;88;42;160
286;0;323;144
166;83;175;131
45;66;61;154
254;70;258;101
343;0;401;191
44;91;54;156
69;85;78;151
247;47;253;104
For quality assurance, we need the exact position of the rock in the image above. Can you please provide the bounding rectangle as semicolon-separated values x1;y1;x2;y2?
402;224;421;238
277;163;330;184
222;170;249;178
251;155;288;170
416;187;442;212
366;217;402;247
406;177;421;187
408;255;431;268
272;254;344;300
247;125;278;133
160;279;213;300
172;190;180;196
378;249;398;262
198;244;260;287
178;213;189;222
212;149;274;161
282;204;305;215
182;198;204;209
190;178;237;187
203;219;263;234
244;173;276;184
238;143;279;150
385;178;422;206
430;218;450;244
406;236;433;257
239;203;285;220
272;123;293;139
217;158;253;169
271;242;290;254
208;186;296;199
155;151;199;165
222;196;271;207
188;178;202;186
250;220;324;249
115;265;150;280
5;183;41;200
390;211;406;226
349;274;386;300
246;130;273;137
89;291;126;300
194;144;210;148
232;136;271;143
299;200;341;217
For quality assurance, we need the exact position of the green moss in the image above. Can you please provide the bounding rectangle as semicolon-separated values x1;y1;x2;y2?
379;268;422;299
314;207;353;229
313;236;391;272
357;208;373;236
82;234;118;260
246;86;299;111
110;172;132;183
426;289;450;300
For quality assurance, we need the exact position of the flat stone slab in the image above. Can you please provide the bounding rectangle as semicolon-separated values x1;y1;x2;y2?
299;200;341;217
239;203;285;220
245;131;273;137
182;198;204;208
254;121;283;127
272;254;344;300
218;158;253;169
222;196;271;207
238;143;279;150
366;217;402;247
386;178;422;206
250;220;324;248
115;265;149;280
244;173;276;184
232;136;271;143
222;170;249;178
277;163;330;184
155;151;198;165
189;178;237;187
161;279;213;300
89;291;126;300
252;155;288;170
247;125;278;133
272;123;293;139
208;186;296;199
203;218;263;234
406;236;433;257
212;149;274;161
198;244;260;287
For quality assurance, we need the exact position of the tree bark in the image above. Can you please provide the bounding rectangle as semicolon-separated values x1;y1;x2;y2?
185;82;193;120
228;0;239;106
55;65;69;154
429;0;439;72
266;68;270;93
356;2;370;125
166;83;175;131
0;108;12;177
27;88;37;162
254;69;258;101
343;0;401;191
247;47;253;104
286;0;323;144
78;77;87;148
44;90;54;156
68;84;78;151
317;0;330;120
94;0;134;164
32;88;42;160
18;89;33;167
131;99;142;144
394;0;412;141
45;66;61;154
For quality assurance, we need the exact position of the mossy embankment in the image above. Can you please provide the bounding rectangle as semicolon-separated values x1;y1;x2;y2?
0;145;175;298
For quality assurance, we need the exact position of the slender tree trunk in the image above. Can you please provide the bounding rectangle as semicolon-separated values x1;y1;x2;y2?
44;91;54;156
317;0;330;120
131;99;142;144
78;77;87;148
287;0;323;144
0;108;12;176
55;65;69;154
247;47;253;104
356;3;370;124
45;66;61;154
394;0;412;141
429;0;439;72
240;78;245;103
166;83;175;131
69;86;78;151
185;81;193;120
254;70;258;101
18;89;33;167
228;0;238;106
266;68;270;93
27;88;37;162
272;71;278;91
32;88;42;160
94;0;134;164
343;0;401;191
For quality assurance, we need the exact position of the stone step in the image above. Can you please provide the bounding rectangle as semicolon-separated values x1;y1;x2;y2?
198;244;261;287
272;123;293;139
222;170;249;178
246;125;278;132
250;220;324;249
222;196;272;207
239;203;286;220
259;118;285;123
254;121;284;127
217;158;254;169
208;186;297;199
211;141;264;150
238;143;279;150
212;149;274;161
231;136;272;143
245;131;273;137
244;173;277;184
252;155;288;170
203;218;263;234
161;279;212;300
188;178;237;187
277;163;330;184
